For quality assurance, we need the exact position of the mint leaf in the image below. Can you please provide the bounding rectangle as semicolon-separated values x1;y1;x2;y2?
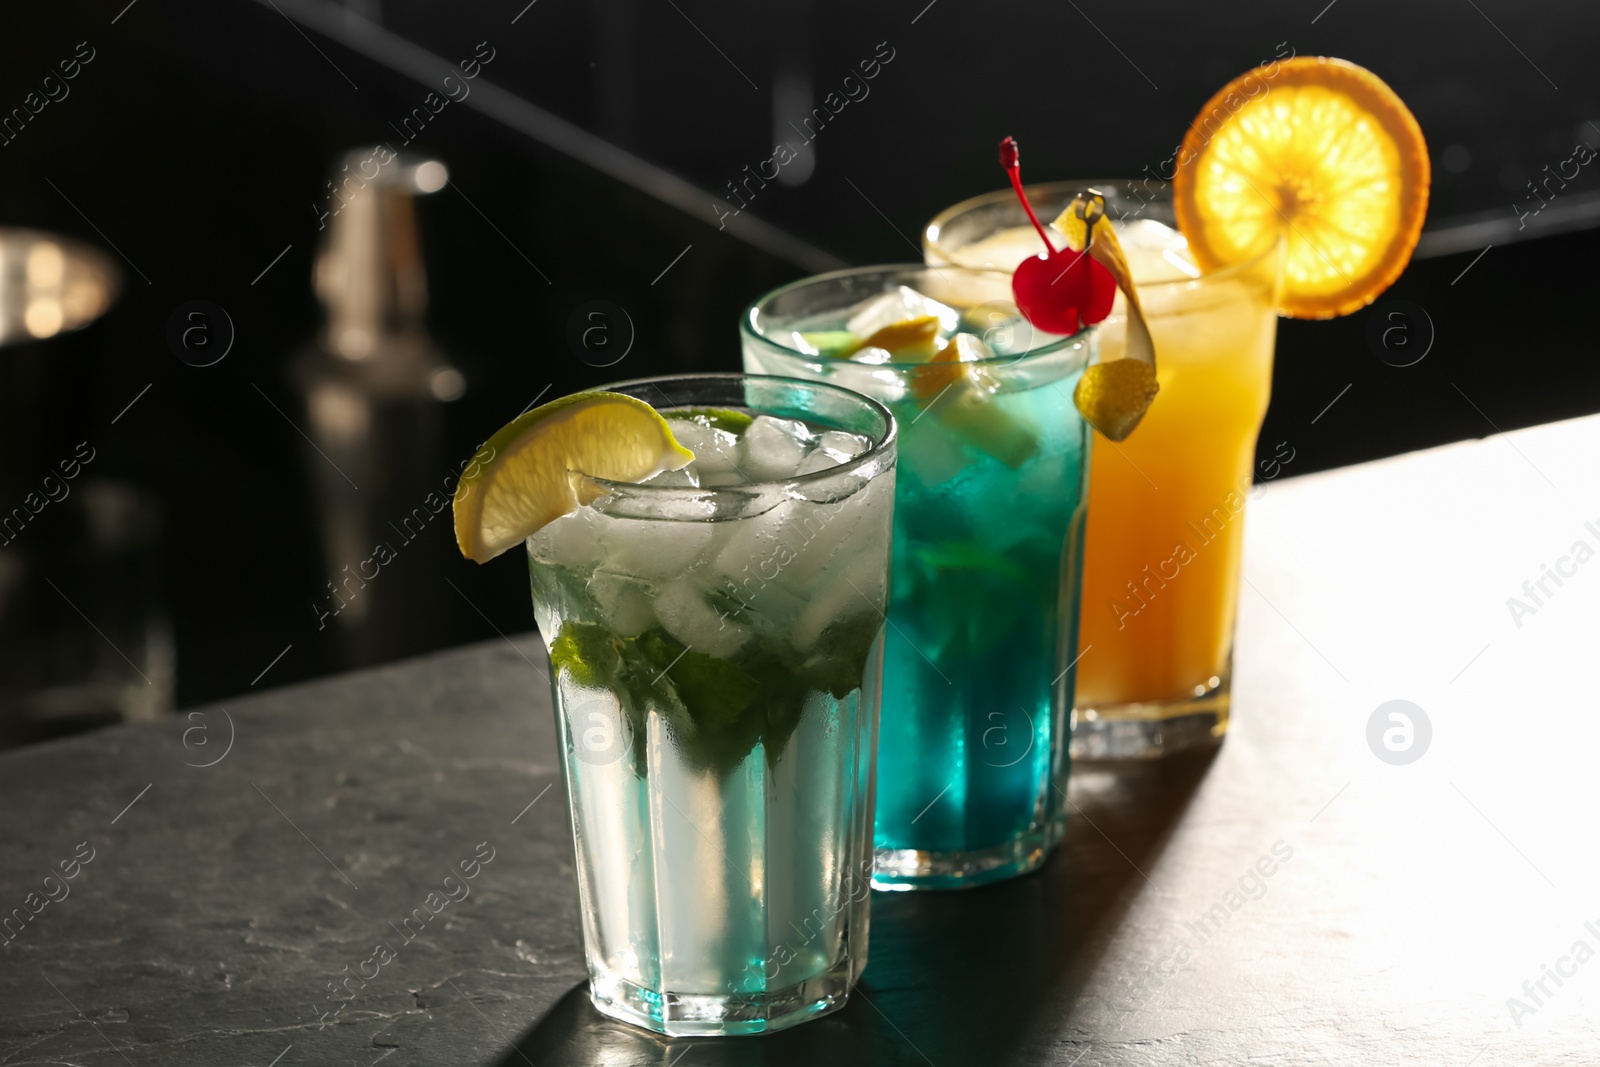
530;561;600;619
913;541;1032;587
734;640;809;768
547;618;844;779
636;629;759;733
549;621;650;774
635;628;764;777
549;620;624;689
798;611;884;699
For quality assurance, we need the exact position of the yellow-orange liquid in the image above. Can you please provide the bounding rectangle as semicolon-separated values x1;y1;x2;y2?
1074;264;1278;714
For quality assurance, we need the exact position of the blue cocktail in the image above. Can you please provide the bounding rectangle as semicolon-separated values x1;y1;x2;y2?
743;267;1092;889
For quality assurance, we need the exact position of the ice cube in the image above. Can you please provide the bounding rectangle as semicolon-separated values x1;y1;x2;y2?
527;509;599;568
1118;219;1200;282
668;418;746;486
935;380;1039;469
693;446;750;487
745;469;893;603
918;270;1014;312
1118;218;1187;252
943;333;994;362
697;467;753;489
593;512;719;582
644;465;700;488
794;430;871;476
961;299;1021;332
949;225;1050;270
898;416;972;488
669;420;737;465
848;346;893;365
784;494;872;592
845;286;960;339
964;310;1042;357
653;578;748;657
817;430;870;458
707;496;848;611
737;416;816;483
588;569;656;637
795;448;850;476
703;532;811;636
793;548;887;653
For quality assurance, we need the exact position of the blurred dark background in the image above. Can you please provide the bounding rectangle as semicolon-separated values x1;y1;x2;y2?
1;0;1596;743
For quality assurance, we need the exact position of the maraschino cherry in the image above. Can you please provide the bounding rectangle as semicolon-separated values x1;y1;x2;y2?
1000;136;1115;336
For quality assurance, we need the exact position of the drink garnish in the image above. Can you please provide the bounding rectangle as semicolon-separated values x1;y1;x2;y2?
825;315;944;362
673;406;754;434
999;136;1116;336
794;330;860;358
1171;56;1429;318
1054;192;1161;441
1000;137;1159;441
548;615;876;777
452;392;694;563
860;315;944;361
785;285;1042;467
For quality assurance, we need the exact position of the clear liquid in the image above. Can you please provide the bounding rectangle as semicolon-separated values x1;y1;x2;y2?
554;658;880;997
527;405;893;1031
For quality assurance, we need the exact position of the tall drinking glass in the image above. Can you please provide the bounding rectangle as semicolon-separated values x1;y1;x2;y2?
926;182;1283;759
742;269;1094;889
528;374;897;1035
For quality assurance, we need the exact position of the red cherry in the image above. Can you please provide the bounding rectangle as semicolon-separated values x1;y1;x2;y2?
1012;249;1116;336
998;135;1117;335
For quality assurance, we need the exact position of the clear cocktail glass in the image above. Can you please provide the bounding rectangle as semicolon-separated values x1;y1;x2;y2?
742;268;1094;889
926;182;1283;759
528;373;897;1034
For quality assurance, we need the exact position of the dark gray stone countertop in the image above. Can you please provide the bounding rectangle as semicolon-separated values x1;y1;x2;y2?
3;416;1599;1065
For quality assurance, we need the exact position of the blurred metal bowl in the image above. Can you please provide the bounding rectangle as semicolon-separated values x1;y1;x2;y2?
0;229;120;347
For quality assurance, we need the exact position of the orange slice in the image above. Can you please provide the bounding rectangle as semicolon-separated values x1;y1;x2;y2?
1172;56;1430;319
856;315;942;362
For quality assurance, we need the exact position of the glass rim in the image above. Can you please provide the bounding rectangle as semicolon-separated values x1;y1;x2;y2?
739;263;1096;368
584;371;898;497
923;180;1286;291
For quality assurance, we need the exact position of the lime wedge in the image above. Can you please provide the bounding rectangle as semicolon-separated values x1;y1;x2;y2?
453;392;694;563
797;331;861;359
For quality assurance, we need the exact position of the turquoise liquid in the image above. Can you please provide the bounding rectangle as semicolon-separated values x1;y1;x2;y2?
872;370;1089;882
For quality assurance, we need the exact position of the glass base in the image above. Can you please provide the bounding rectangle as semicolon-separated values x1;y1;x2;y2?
871;821;1059;891
1071;674;1230;760
588;963;852;1037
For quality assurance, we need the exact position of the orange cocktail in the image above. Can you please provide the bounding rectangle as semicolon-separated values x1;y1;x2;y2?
927;56;1429;758
926;184;1282;757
